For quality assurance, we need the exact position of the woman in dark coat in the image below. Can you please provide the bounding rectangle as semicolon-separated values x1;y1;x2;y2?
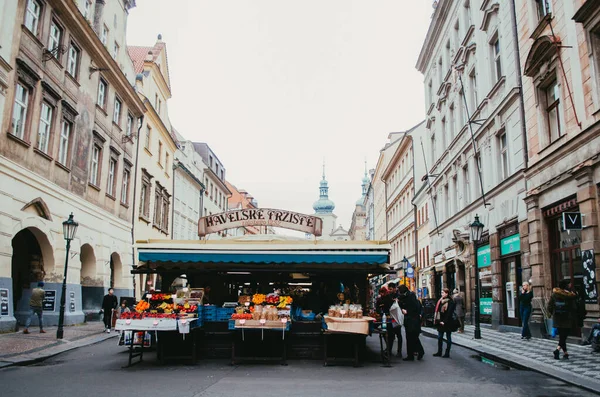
397;285;424;361
547;279;577;360
433;288;456;358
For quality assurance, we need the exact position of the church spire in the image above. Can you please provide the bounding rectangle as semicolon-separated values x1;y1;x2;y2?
313;161;335;214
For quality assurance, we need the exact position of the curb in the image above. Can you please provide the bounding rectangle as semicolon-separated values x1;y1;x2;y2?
421;328;600;394
0;333;118;369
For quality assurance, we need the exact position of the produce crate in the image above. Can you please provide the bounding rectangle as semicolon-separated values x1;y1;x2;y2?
217;307;235;316
203;305;217;315
228;320;236;330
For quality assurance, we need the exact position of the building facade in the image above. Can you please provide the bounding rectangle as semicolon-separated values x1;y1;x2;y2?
373;133;403;241
381;122;427;288
516;0;600;337
349;165;369;241
364;169;376;241
0;0;144;330
172;134;205;241
226;182;263;236
416;0;528;327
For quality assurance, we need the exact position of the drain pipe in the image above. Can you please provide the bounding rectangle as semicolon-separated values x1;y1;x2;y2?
130;114;144;300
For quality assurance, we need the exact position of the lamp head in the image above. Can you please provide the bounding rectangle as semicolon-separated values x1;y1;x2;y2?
62;213;78;241
469;214;484;243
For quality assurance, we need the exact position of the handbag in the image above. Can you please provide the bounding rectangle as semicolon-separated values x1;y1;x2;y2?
551;327;558;338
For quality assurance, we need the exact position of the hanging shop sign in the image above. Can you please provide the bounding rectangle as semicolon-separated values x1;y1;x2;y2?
563;212;582;230
500;234;520;256
198;208;323;237
42;290;56;312
582;250;597;304
477;245;491;268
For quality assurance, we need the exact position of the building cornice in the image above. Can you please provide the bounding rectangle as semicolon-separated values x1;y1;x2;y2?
204;167;231;195
416;0;453;73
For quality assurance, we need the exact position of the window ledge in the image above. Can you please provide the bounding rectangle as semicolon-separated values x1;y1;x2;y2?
538;134;568;156
144;147;152;156
95;104;108;116
112;122;122;131
55;161;71;173
139;215;151;224
106;193;116;201
65;71;80;86
157;162;164;169
21;25;44;49
6;132;31;148
152;224;162;232
486;76;506;99
48;56;63;70
120;202;130;209
530;14;552;41
33;148;53;161
88;182;101;192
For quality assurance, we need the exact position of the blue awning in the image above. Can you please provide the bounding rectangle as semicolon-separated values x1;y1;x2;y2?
138;251;389;265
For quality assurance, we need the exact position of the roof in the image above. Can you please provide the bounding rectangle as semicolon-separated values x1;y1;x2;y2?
128;38;171;90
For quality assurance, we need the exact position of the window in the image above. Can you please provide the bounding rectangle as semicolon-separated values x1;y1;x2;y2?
140;185;148;216
12;83;29;139
427;79;433;107
113;97;121;125
441;117;447;148
453;175;458;214
154;184;163;227
469;68;478;110
449;104;455;141
499;131;509;180
48;21;62;55
101;25;108;46
107;158;116;196
463;164;470;206
37;102;53;153
67;43;80;78
545;80;562;142
25;0;41;36
491;36;502;82
145;126;151;150
90;144;101;186
83;0;92;20
454;20;460;47
165;153;170;173
126;114;134;137
221;170;224;180
443;184;449;221
158;141;163;164
112;42;119;59
536;0;552;20
97;79;107;108
438;57;443;86
431;134;436;164
209;156;213;168
58;119;71;165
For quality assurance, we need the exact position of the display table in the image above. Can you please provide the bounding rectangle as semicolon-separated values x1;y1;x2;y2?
231;320;290;365
322;317;375;367
115;318;198;367
323;316;375;335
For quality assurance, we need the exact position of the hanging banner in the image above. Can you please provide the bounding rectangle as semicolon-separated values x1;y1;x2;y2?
582;250;597;304
406;262;414;279
198;208;322;237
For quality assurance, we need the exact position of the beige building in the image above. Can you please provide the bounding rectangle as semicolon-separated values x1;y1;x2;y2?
0;0;144;330
128;37;178;296
349;165;369;241
373;133;403;241
516;0;600;337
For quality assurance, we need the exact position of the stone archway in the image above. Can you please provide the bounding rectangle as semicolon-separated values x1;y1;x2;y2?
80;244;101;315
11;227;54;321
110;252;124;289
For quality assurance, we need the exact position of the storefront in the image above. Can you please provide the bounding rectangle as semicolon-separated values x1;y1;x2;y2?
476;239;492;322
498;224;522;327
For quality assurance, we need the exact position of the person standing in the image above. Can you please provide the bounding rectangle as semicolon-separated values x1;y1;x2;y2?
452;289;465;333
101;288;118;333
519;281;533;340
547;280;577;360
397;285;425;361
376;283;403;357
23;281;46;334
433;288;456;358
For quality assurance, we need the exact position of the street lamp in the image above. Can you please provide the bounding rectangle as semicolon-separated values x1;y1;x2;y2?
401;256;409;286
57;213;78;339
469;214;484;340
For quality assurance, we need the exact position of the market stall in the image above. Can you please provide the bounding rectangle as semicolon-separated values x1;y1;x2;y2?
132;216;391;366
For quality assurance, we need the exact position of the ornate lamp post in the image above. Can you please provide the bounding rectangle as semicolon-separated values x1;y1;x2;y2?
469;214;484;340
57;213;78;339
401;256;409;286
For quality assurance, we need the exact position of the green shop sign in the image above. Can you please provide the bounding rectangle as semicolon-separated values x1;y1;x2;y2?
477;245;491;268
500;234;520;256
480;298;492;315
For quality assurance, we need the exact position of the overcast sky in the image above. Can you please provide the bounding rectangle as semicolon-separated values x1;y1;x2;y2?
127;1;433;234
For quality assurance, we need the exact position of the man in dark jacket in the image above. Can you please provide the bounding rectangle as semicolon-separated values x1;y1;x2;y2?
397;285;424;361
101;288;118;333
547;280;577;360
376;283;403;357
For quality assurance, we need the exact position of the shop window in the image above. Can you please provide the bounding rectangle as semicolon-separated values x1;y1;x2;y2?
25;0;42;37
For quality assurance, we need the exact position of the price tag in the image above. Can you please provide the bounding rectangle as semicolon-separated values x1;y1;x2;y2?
153;320;159;326
244;301;250;307
146;294;152;299
259;319;266;325
340;310;347;317
281;318;288;324
125;320;131;325
239;319;246;325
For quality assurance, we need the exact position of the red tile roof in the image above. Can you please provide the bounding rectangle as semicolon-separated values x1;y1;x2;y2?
127;46;153;74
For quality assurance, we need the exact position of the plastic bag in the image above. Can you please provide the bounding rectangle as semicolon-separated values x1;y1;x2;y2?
551;327;558;338
389;300;404;326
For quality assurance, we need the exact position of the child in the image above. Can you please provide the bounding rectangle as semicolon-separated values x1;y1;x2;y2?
118;300;131;318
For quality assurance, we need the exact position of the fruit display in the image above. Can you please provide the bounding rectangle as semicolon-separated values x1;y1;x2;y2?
135;301;150;312
231;313;253;320
149;293;172;301
128;295;199;320
251;294;266;305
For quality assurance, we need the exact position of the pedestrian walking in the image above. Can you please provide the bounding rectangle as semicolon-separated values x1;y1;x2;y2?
452;289;465;333
23;281;46;334
376;283;403;357
101;288;118;333
547;279;577;360
433;288;456;358
519;281;533;340
397;284;425;361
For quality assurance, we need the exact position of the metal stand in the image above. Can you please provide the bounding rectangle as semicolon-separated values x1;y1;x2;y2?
323;331;363;367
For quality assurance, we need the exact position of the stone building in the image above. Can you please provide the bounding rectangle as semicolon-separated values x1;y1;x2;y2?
349;164;369;241
0;0;144;330
416;0;528;327
515;0;600;337
225;182;263;236
381;122;427;287
364;169;376;241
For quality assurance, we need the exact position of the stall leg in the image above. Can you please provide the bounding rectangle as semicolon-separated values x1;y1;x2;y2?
323;333;328;367
281;339;288;366
231;338;236;366
353;336;359;368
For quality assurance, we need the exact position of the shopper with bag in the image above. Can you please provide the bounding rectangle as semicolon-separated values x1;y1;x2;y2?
389;293;405;358
377;283;403;357
397;284;425;361
547;280;577;360
433;288;456;358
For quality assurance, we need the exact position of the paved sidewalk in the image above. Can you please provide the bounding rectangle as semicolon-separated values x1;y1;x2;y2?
421;325;600;393
0;322;117;368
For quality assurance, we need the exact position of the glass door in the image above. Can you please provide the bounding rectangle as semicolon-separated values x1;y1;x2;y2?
502;257;521;326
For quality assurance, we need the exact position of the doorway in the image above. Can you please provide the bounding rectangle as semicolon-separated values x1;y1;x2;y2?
502;256;522;326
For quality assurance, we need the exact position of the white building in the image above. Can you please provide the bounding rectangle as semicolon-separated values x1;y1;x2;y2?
312;166;349;241
173;134;205;241
349;164;369;241
364;169;376;241
416;0;527;325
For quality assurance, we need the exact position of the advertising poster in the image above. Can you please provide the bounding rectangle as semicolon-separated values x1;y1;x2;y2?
0;289;9;316
42;290;56;312
582;250;597;304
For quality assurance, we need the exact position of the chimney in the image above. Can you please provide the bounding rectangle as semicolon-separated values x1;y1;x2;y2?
93;0;106;35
